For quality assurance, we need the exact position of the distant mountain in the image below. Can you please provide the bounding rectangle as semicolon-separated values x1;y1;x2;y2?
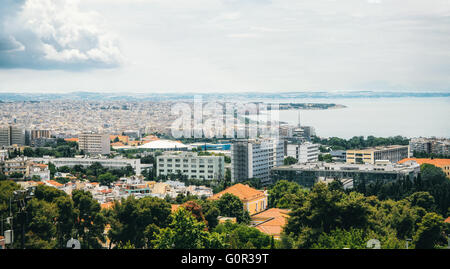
0;91;449;102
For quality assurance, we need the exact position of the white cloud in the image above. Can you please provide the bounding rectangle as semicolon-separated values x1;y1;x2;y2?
0;0;449;92
0;0;123;69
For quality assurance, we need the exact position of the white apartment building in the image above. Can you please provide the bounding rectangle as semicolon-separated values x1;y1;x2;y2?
156;152;225;181
286;142;320;163
231;138;284;184
78;133;110;155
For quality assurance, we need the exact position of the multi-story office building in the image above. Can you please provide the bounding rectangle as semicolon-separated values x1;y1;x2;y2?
271;161;420;189
231;138;284;185
10;126;25;145
156;152;224;181
78;133;111;155
30;130;51;143
0;125;25;147
346;145;409;164
0;126;10;147
286;142;319;163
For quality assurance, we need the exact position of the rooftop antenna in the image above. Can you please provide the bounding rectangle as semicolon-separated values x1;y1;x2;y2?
297;110;301;128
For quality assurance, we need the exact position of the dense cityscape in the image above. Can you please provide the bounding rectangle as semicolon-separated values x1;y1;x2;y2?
0;98;449;250
1;2;449;267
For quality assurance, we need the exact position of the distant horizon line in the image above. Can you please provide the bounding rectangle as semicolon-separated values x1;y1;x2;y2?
1;90;450;95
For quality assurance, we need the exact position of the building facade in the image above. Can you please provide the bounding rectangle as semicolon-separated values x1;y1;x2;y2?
286;142;319;163
271;161;420;189
209;183;268;215
156;152;225;180
78;133;111;155
0;125;25;147
231;138;284;185
346;145;409;164
409;137;450;156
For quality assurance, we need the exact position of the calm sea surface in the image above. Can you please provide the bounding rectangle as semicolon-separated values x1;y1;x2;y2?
246;97;450;139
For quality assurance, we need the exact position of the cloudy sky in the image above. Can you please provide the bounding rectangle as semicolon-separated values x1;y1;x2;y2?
0;0;449;93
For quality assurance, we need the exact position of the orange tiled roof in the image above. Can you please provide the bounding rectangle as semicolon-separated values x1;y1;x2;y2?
252;208;290;219
209;183;266;202
445;217;450;223
398;158;450;167
30;163;48;168
252;208;291;237
101;202;114;210
110;135;129;141
111;142;125;147
65;138;78;142
47;180;63;187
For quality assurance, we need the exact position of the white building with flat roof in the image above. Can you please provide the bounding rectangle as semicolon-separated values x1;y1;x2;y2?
156;152;224;181
286;142;320;163
231;138;284;184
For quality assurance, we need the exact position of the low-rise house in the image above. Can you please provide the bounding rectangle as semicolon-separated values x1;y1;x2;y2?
209;183;268;215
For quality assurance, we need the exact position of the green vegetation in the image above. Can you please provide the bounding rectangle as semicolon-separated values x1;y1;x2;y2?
268;180;306;209
283;157;297;165
1;162;448;249
358;164;450;216
318;153;332;162
21;139;80;158
312;135;409;151
215;193;251;224
106;196;172;248
281;181;448;249
51;162;135;185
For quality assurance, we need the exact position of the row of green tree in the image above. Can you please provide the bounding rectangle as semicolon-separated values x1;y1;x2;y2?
312;135;409;151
